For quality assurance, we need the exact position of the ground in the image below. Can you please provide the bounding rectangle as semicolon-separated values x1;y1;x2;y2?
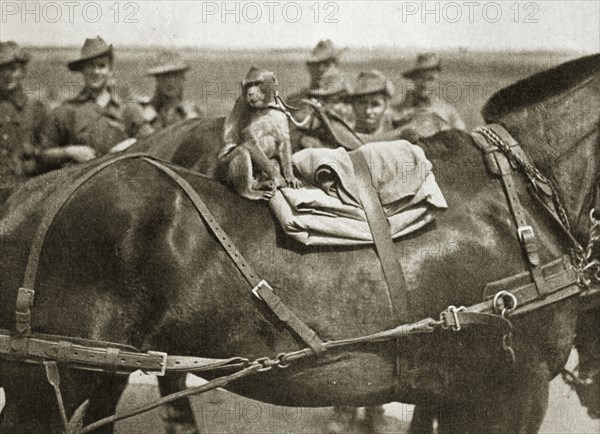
104;351;598;434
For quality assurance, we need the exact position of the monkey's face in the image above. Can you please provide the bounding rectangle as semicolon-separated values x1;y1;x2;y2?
244;81;275;109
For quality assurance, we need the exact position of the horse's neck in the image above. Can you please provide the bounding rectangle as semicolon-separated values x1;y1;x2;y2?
498;93;600;241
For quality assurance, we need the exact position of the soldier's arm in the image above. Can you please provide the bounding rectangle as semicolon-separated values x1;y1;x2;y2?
20;100;50;175
36;106;95;167
123;103;155;138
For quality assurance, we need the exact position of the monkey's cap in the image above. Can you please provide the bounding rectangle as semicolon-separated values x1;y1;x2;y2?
242;67;278;87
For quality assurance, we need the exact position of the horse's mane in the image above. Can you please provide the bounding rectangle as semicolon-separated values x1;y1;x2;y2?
482;53;600;122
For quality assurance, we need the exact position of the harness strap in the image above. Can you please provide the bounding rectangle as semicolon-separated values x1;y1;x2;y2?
1;331;250;375
15;153;150;339
472;129;549;298
347;151;409;321
141;158;326;354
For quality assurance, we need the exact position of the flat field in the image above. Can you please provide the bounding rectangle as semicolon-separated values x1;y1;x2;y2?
23;47;582;128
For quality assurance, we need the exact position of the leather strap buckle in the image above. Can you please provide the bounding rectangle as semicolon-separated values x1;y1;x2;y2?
15;287;35;336
251;280;270;301
517;225;534;241
145;351;168;376
518;225;540;266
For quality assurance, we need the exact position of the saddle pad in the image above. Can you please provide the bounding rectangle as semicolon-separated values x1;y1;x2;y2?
269;140;448;246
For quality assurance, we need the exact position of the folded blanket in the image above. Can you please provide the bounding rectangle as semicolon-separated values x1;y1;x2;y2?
270;140;447;246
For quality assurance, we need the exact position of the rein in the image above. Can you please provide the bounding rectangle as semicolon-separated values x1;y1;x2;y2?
1;120;596;431
274;93;364;150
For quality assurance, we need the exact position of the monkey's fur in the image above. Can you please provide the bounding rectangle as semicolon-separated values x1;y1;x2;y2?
218;68;302;201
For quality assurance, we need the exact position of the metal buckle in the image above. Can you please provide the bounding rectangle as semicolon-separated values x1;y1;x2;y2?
449;306;465;331
146;351;168;376
440;305;465;331
517;225;534;241
252;280;271;301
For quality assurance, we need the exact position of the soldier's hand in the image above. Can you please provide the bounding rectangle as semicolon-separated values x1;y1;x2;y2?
67;145;97;163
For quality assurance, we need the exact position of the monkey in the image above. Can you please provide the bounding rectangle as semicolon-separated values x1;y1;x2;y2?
218;67;302;201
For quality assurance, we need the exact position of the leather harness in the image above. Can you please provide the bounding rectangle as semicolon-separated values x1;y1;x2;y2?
1;123;596;432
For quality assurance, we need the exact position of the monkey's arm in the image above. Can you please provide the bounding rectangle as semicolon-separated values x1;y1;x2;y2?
277;125;303;188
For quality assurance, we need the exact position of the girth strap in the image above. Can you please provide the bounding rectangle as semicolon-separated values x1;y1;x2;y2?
347;151;409;321
141;158;325;354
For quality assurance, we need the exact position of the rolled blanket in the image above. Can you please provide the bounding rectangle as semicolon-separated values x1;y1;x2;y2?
269;140;448;246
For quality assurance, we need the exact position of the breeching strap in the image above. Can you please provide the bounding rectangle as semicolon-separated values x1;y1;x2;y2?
14;153;323;357
141;158;326;354
15;153;151;337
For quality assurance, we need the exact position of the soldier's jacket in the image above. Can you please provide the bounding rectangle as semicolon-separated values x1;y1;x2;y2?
392;90;466;130
0;87;48;186
139;95;203;129
43;88;152;156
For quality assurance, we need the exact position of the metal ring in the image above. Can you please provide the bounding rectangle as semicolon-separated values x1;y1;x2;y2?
590;209;600;226
493;291;518;315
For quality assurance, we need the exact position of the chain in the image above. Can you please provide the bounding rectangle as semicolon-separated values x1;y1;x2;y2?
474;127;573;233
474;126;589;276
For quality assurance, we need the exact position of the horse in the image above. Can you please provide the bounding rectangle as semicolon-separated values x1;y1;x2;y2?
0;54;598;434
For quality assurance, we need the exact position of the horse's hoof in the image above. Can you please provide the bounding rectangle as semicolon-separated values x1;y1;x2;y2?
161;407;199;434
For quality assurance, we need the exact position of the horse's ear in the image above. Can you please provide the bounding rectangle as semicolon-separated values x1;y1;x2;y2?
223;96;250;145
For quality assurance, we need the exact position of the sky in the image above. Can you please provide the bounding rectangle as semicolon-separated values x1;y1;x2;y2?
1;0;598;52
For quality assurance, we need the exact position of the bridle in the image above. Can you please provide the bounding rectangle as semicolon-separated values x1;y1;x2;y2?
473;124;600;287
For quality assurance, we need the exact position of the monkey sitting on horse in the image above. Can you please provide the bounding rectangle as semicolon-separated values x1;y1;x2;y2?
218;67;302;201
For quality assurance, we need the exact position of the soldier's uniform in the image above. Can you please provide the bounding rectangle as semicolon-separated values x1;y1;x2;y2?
393;89;465;130
140;51;203;129
44;88;151;156
138;95;202;129
0;41;49;197
392;53;466;132
42;37;152;160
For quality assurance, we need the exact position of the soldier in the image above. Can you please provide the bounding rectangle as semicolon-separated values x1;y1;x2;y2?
348;69;396;135
39;36;153;169
286;39;347;107
301;70;354;127
392;53;466;132
140;51;203;129
0;41;49;201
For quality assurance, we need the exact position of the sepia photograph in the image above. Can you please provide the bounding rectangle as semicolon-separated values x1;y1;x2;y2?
0;1;599;433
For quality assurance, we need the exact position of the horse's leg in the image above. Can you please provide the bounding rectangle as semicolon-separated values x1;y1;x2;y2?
83;373;129;434
0;365;65;434
437;362;551;434
574;307;600;418
158;374;199;434
408;405;436;434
